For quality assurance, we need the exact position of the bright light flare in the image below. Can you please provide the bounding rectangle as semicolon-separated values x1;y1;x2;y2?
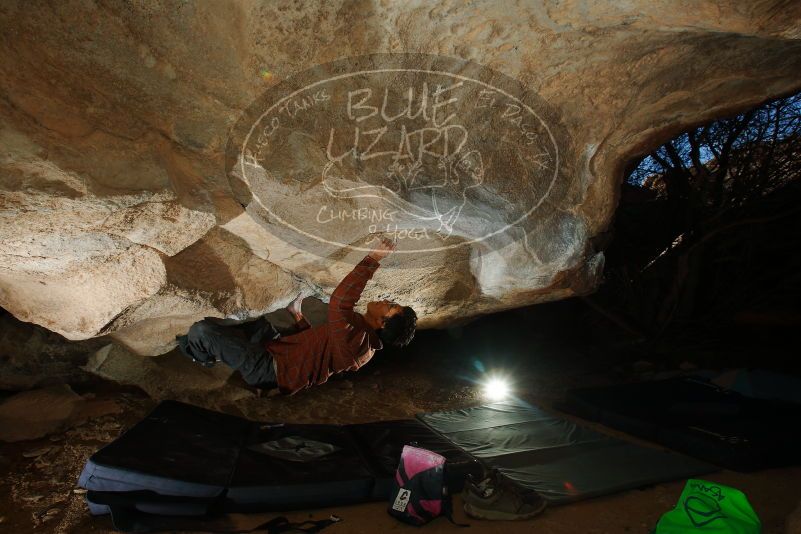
482;376;511;401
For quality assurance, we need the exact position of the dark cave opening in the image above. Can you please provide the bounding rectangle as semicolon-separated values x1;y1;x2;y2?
581;91;801;372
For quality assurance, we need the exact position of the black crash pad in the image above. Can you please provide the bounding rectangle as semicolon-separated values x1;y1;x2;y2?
559;375;801;471
78;400;480;515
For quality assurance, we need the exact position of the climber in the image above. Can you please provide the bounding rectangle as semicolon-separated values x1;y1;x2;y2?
176;237;417;395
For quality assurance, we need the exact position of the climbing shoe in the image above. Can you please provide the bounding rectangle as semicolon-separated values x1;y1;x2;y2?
462;471;547;521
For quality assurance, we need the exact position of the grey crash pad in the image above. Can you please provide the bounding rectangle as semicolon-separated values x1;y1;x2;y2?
417;399;715;504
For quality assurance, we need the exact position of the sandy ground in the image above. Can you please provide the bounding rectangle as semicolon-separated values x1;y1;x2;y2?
2;318;800;534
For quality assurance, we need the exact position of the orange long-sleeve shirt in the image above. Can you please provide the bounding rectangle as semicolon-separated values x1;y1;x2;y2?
267;255;383;395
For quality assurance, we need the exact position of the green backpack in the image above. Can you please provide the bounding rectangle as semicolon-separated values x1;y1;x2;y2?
654;479;761;534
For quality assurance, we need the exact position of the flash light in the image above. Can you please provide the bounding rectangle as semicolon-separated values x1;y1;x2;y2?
482;376;511;401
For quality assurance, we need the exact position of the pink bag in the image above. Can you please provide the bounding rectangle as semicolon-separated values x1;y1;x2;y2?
387;445;463;527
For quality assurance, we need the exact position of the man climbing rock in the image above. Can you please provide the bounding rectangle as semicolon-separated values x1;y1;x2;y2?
177;238;417;395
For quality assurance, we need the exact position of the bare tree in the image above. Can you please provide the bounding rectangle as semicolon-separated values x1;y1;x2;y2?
600;92;801;345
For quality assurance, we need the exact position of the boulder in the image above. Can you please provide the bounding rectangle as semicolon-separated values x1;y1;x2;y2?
0;310;104;390
83;344;254;403
0;385;83;442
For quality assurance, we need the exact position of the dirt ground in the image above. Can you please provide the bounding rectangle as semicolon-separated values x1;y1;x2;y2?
1;313;800;534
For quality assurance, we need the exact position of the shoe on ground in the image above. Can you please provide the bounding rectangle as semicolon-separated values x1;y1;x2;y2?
462;471;547;520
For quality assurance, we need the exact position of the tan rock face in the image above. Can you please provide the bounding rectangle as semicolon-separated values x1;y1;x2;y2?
83;344;254;403
1;1;800;352
0;385;96;442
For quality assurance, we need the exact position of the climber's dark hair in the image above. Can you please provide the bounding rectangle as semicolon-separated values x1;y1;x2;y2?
378;306;417;348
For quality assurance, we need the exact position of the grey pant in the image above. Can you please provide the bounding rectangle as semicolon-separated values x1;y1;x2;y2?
177;317;280;389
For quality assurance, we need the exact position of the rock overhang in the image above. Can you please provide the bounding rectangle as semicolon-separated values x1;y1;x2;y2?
0;1;799;353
